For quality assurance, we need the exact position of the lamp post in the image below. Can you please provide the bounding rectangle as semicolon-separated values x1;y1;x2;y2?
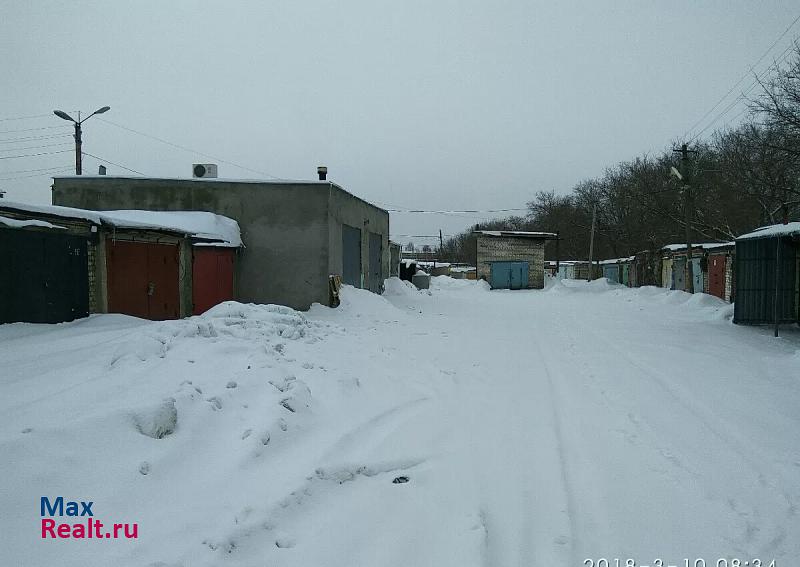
53;106;110;175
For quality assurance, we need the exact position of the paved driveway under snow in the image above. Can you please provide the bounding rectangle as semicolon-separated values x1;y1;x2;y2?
1;277;799;567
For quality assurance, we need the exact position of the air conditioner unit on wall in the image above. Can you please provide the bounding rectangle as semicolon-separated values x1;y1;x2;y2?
192;164;218;178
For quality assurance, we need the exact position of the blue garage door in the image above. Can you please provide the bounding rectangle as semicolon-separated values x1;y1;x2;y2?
342;224;361;288
603;264;619;283
490;261;529;290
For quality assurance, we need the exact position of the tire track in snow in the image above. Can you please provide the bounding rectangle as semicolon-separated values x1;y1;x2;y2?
528;328;580;566
577;321;796;557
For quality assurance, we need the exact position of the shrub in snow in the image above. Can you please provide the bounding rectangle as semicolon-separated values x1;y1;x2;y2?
132;399;178;439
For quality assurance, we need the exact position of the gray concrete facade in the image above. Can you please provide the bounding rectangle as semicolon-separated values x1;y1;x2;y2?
52;177;389;310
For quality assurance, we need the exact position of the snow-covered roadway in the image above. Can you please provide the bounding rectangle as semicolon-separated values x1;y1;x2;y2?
2;277;798;566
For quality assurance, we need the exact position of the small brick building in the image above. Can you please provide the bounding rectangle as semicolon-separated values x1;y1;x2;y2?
474;230;557;289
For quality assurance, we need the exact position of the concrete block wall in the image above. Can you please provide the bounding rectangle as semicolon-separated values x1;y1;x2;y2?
476;235;546;289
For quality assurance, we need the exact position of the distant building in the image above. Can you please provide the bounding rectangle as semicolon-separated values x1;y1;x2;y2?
474;230;557;289
52;175;390;310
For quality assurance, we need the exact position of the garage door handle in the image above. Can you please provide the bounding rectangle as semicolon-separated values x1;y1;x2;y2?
147;282;155;296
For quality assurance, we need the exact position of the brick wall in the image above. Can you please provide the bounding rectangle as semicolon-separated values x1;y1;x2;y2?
476;235;546;289
87;243;97;313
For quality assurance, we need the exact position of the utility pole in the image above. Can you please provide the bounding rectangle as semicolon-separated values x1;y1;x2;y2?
673;143;697;293
587;202;597;281
439;229;444;259
74;112;82;175
555;230;560;277
53;106;111;175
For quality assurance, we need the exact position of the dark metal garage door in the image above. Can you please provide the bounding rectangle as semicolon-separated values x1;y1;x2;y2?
342;224;361;288
368;232;383;293
0;228;89;324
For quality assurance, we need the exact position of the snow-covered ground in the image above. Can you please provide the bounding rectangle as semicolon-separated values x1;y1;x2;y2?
2;277;799;566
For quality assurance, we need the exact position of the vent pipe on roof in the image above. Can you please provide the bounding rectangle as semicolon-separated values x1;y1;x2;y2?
98;165;107;175
317;166;327;181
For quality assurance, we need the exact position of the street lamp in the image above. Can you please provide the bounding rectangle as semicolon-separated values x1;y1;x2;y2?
53;106;111;175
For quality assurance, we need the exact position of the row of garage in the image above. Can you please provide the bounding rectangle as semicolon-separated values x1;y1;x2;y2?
0;202;241;324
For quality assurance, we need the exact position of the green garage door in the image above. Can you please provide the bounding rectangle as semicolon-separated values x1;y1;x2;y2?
489;261;529;290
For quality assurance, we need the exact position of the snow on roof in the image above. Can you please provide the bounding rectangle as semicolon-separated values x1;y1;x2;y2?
415;261;451;267
599;256;635;264
102;210;241;246
737;222;800;241
0;215;66;231
553;260;591;265
662;242;733;251
474;230;558;239
0;201;241;246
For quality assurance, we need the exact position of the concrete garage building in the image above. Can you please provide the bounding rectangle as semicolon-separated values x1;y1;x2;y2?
474;230;557;289
52;176;390;310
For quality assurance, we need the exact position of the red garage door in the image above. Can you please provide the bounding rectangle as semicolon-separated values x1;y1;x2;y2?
192;247;235;315
107;240;180;320
708;254;726;300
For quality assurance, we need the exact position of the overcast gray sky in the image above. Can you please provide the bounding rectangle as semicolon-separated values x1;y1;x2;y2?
2;1;798;245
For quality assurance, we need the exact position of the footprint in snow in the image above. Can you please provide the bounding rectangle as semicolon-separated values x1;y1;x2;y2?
206;397;222;410
139;462;151;475
226;381;237;389
241;429;252;440
21;427;33;434
275;535;296;549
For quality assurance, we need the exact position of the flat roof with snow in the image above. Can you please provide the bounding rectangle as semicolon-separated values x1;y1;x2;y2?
0;201;241;247
737;222;800;241
662;242;734;252
474;230;558;239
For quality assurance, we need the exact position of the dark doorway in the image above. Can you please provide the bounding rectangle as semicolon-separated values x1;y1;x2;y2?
342;224;361;288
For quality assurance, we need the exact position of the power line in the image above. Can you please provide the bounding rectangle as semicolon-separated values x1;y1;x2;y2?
0;149;73;160
688;43;797;142
0;125;71;135
0;134;73;145
0;142;72;153
0;167;73;182
81;152;146;176
0;165;75;175
95;117;288;180
386;207;528;214
390;234;455;238
682;12;800;141
0;113;54;122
